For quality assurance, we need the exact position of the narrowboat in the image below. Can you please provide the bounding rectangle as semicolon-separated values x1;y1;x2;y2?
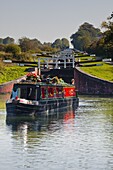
6;73;79;116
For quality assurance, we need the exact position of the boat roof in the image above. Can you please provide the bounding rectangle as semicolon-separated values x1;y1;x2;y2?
14;80;75;88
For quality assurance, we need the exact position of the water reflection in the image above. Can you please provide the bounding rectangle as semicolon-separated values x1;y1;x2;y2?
6;109;76;146
1;96;113;170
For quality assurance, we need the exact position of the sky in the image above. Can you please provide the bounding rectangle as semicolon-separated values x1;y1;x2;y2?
0;0;113;45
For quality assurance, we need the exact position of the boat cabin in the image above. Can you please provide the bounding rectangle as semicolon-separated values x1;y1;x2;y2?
11;82;76;101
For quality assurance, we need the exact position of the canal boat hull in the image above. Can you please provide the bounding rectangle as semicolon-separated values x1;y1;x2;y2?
6;74;79;116
6;97;79;116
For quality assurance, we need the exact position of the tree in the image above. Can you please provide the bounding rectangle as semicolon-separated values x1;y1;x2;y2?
0;44;5;51
52;38;69;50
5;44;21;56
101;12;113;59
3;37;14;44
70;22;102;51
0;38;3;44
18;37;43;52
52;39;62;49
61;38;69;49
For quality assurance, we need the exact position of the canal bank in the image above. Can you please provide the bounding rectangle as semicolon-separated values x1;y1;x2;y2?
0;68;74;94
0;67;113;96
74;67;113;95
0;76;26;94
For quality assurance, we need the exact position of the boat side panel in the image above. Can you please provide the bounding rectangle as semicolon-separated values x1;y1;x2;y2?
6;97;79;116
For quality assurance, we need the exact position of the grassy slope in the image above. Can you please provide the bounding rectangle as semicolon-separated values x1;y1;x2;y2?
80;63;113;82
0;61;113;84
0;65;28;84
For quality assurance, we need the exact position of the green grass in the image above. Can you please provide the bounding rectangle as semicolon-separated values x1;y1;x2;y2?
0;101;5;109
0;59;113;85
80;63;113;82
0;65;29;84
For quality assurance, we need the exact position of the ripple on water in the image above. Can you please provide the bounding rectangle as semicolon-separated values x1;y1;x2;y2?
0;96;113;169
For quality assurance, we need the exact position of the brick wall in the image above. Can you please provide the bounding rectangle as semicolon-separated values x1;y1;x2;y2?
74;68;113;95
0;76;26;94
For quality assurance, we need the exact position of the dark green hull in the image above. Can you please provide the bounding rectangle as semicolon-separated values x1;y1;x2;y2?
6;97;79;116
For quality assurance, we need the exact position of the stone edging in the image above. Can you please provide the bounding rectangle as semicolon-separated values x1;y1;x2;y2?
0;76;26;94
74;68;113;95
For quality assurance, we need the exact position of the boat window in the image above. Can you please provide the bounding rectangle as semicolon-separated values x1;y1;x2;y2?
37;87;41;100
20;88;27;99
11;86;20;99
11;85;38;100
27;87;36;100
11;90;18;99
18;86;36;100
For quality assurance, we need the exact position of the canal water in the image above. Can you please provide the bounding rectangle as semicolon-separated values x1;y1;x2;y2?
0;95;113;170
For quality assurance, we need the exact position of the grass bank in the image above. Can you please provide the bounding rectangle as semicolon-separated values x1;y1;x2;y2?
0;64;28;84
0;59;113;84
80;63;113;82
